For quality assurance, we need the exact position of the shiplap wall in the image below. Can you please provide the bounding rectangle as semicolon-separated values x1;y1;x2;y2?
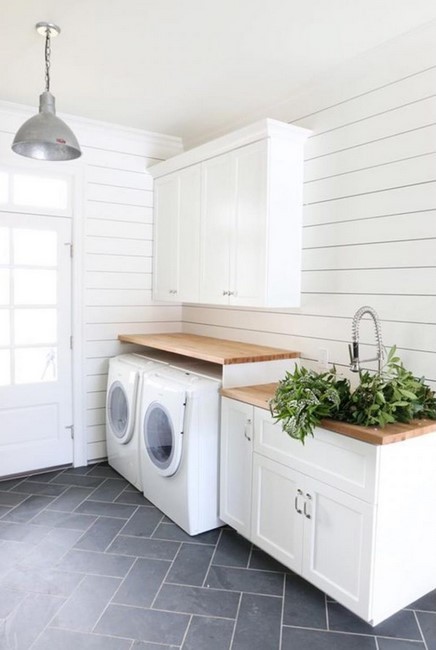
79;131;183;461
182;42;436;390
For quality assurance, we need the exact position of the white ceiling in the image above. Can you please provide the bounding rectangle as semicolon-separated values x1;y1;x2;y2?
2;0;436;147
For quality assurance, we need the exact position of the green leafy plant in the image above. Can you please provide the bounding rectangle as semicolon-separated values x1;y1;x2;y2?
270;346;436;443
268;366;349;443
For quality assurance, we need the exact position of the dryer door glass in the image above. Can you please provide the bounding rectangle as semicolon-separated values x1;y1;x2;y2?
144;402;181;476
108;382;129;439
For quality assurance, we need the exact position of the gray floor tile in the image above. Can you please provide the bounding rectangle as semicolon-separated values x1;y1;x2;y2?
415;611;436;650
182;615;234;650
231;593;282;650
74;516;126;551
1;565;83;597
0;522;51;544
50;574;121;632
249;548;288;573
87;464;125;480
0;586;25;618
50;474;105;488
283;572;327;628
31;627;132;649
113;557;171;607
281;627;377;650
377;639;426;650
1;592;65;650
328;602;422;640
409;589;436;612
19;528;84;569
152;522;221;545
31;509;97;531
131;641;180;650
3;495;54;523
23;470;64;483
212;529;251;568
153;583;239;618
57;549;135;577
75;500;137;519
107;534;180;560
88;478;128;502
46;486;94;512
0;492;28;507
205;564;284;596
120;507;164;537
95;603;190;645
166;543;215;587
114;491;153;506
0;478;26;490
11;481;67;497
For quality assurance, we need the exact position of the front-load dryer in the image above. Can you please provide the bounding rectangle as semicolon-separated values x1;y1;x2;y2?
138;367;223;535
105;354;166;489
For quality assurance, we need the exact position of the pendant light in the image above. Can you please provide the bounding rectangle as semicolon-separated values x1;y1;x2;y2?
12;22;81;161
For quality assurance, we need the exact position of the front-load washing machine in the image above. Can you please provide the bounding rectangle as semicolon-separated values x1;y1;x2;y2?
138;366;223;535
105;354;166;489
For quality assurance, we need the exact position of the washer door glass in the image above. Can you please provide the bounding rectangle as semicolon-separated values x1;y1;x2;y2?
108;381;131;442
143;402;182;477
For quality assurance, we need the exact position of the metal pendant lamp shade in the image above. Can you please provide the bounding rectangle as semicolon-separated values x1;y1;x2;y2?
12;22;81;161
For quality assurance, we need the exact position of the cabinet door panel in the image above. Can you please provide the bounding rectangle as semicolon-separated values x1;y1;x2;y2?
220;398;253;538
303;479;374;620
251;453;304;573
199;154;232;303
178;166;201;301
153;174;179;301
231;141;267;306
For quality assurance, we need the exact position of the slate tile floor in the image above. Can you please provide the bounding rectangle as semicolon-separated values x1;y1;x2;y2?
0;463;435;650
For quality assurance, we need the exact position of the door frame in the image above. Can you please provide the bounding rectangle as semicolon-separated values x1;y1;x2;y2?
0;154;87;469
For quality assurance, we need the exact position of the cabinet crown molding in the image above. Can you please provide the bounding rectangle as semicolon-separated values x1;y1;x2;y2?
149;118;311;179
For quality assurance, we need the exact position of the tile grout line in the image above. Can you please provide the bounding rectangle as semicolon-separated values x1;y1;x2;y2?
413;609;430;650
279;571;286;650
228;592;243;650
201;526;224;588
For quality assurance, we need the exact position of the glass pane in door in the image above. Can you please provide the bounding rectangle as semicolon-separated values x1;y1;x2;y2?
13;229;57;266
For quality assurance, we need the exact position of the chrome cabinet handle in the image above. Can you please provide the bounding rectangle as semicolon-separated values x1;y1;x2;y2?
244;418;252;441
294;488;303;514
222;290;229;296
169;289;177;294
304;493;312;519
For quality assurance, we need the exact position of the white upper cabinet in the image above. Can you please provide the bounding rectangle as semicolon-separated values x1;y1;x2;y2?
153;165;201;302
150;119;311;307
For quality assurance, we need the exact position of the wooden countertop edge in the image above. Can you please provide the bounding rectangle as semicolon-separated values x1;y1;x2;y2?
221;384;436;445
118;333;300;365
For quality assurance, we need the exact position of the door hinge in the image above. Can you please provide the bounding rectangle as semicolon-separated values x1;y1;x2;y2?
66;425;74;439
70;335;73;350
64;242;73;258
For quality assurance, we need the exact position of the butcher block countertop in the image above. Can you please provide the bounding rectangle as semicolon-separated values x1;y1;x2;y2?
118;333;300;365
221;383;436;445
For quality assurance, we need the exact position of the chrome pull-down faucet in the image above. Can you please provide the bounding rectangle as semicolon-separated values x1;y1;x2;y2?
348;306;384;374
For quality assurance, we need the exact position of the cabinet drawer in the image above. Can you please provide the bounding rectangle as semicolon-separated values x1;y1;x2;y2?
254;408;378;502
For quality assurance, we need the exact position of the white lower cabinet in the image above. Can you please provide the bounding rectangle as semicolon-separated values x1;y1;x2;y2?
219;396;436;626
219;398;253;538
251;453;374;619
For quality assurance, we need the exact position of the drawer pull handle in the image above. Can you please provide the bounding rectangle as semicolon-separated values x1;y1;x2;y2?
304;493;312;519
244;418;252;441
294;488;303;514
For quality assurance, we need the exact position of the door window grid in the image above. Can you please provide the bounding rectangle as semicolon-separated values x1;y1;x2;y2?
0;225;58;386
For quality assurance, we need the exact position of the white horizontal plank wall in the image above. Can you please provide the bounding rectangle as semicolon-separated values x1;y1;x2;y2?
81;130;183;462
182;25;436;391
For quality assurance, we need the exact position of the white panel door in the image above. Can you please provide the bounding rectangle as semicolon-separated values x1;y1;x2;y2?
199;153;233;304
0;213;73;476
230;140;267;306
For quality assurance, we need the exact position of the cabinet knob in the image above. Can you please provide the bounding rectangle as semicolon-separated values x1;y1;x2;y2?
228;291;235;296
294;488;303;515
222;290;229;296
169;289;177;294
